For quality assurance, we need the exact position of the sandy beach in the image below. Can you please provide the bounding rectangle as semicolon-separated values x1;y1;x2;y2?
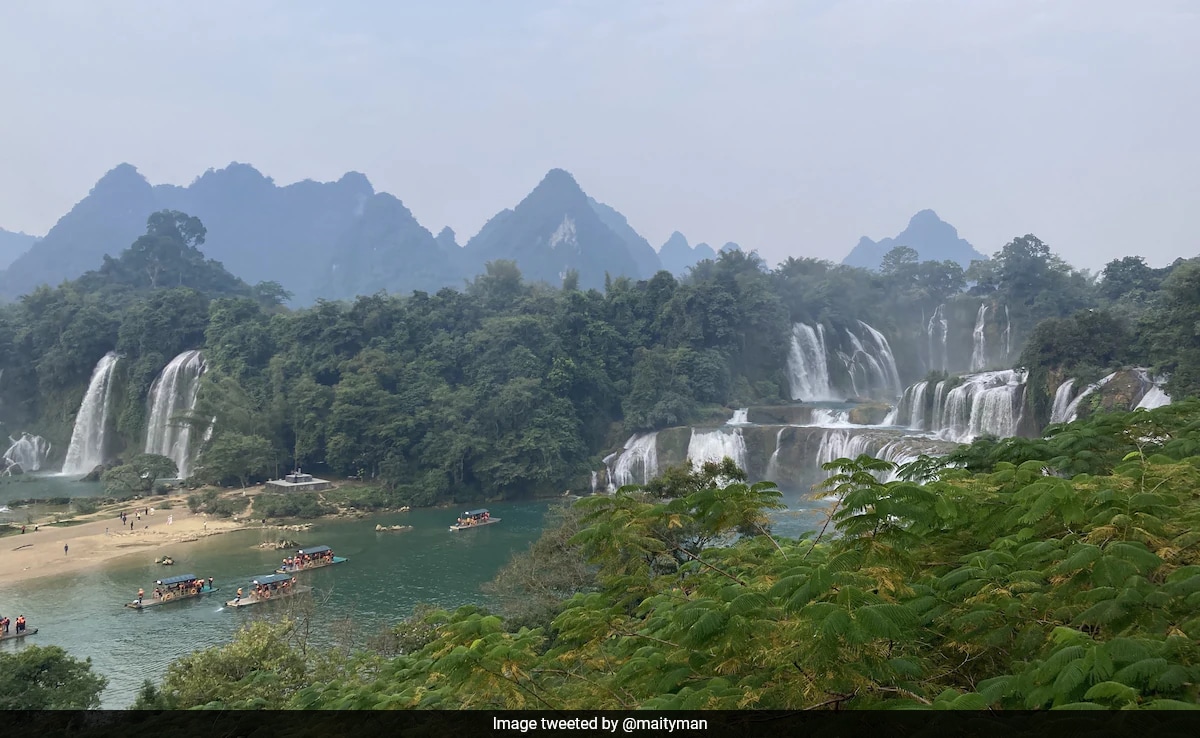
0;496;251;587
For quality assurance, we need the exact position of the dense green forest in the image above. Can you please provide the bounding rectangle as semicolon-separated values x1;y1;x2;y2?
0;211;1197;504
25;401;1198;710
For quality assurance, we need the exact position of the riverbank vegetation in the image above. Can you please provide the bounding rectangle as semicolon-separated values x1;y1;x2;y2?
112;402;1200;710
2;212;1198;507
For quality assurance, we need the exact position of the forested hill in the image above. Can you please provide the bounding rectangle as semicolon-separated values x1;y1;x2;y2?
0;164;712;304
844;209;986;271
1;209;1197;506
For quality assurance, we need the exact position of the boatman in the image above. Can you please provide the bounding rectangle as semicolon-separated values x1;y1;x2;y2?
15;616;25;634
235;587;243;602
137;588;144;605
208;577;214;590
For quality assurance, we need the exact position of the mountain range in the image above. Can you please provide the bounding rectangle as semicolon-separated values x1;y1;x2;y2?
0;164;733;303
842;209;986;270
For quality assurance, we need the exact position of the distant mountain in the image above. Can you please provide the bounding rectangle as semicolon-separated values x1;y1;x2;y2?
843;210;985;270
0;227;38;270
587;197;662;278
0;163;373;303
463;169;647;290
324;193;460;300
658;232;717;276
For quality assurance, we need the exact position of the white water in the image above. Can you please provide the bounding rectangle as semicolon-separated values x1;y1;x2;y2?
927;304;948;373
970;304;988;371
1136;386;1171;410
4;433;52;473
894;381;930;430
63;352;121;475
727;408;749;425
144;350;207;478
856;321;903;399
1057;372;1118;424
815;429;876;467
787;323;835;401
929;369;1026;443
590;471;598;494
687;428;748;471
765;427;786;482
1003;305;1012;360
807;408;852;427
1049;379;1076;424
608;432;659;490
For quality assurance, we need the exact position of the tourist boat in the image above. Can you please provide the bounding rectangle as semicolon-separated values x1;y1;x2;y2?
449;508;500;531
274;545;347;575
125;574;218;610
225;573;311;608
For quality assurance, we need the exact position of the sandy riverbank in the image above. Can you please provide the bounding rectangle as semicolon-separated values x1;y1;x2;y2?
0;496;251;587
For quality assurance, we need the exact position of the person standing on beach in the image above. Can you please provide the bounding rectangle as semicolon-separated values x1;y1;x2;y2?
64;544;68;555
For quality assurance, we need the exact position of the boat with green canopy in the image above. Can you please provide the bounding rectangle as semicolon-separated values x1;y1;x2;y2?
225;573;311;608
126;574;218;610
449;508;500;531
275;544;347;574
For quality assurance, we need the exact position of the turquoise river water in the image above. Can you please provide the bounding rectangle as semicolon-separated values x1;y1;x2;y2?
1;482;829;707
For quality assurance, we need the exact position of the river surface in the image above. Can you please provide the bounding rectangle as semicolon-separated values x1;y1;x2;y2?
2;489;829;707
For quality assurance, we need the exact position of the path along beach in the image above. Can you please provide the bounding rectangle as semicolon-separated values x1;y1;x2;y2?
0;497;249;587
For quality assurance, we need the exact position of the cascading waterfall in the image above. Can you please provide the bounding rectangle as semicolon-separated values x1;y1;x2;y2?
837;321;903;400
608;432;659;490
1049;379;1077;424
590;471;598;494
929;369;1026;443
970;304;988;371
687;428;748;470
4;433;52;473
1003;305;1012;360
894;381;930;430
63;352;121;475
727;408;749;425
927;304;948;373
815;429;876;467
1056;372;1118;424
144;350;208;479
1136;386;1171;410
765;427;787;482
787;323;835;401
808;408;852;426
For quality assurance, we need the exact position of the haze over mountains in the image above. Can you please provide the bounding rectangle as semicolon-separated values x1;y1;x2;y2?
0;162;982;304
0;163;752;304
842;209;986;270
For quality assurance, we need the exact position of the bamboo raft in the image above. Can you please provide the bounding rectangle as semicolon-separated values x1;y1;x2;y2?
275;545;347;575
226;573;312;608
0;627;37;641
124;574;218;610
450;508;500;531
125;586;219;610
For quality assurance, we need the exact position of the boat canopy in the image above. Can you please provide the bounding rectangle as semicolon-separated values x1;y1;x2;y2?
252;573;293;586
463;509;489;517
156;574;199;586
298;545;331;555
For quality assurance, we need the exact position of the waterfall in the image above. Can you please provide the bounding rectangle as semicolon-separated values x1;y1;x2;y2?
727;408;749;425
932;370;1026;443
144;350;208;479
970;304;988;371
1056;372;1118;424
609;432;659;489
815;429;876;467
1136;386;1171;410
590;471;598;494
1049;379;1076;424
787;323;835;401
1003;305;1012;360
808;408;852;427
4;433;52;473
63;352;121;475
927;304;948;373
894;381;930;430
765;427;787;482
856;321;903;398
687;428;748;471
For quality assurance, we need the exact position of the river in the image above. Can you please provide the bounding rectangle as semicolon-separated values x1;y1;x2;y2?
2;484;829;708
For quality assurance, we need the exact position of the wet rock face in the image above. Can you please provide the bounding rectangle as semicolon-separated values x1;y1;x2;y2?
848;403;892;425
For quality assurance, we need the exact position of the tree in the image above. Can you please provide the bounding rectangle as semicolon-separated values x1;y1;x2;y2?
879;245;919;276
101;454;178;496
197;432;276;487
0;645;107;709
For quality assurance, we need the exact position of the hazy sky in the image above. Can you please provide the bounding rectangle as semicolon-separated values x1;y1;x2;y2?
1;1;1196;271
